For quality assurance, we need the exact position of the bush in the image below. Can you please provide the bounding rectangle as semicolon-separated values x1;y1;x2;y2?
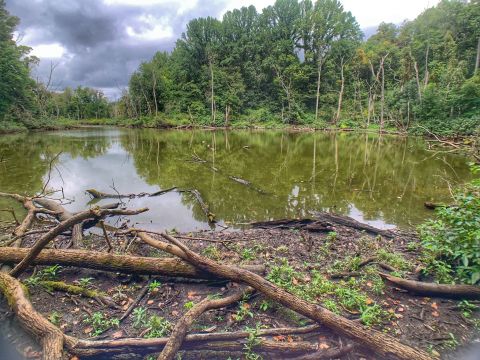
419;164;480;284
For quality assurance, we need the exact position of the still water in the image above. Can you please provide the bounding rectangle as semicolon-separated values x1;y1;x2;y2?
0;128;473;231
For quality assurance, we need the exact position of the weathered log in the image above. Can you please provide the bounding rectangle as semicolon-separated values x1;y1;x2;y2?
314;212;394;237
251;219;334;232
9;207;148;277
39;280;118;308
182;189;215;223
380;273;480;299
0;272;64;360
158;287;252;360
287;344;356;360
34;197;83;248
0;247;265;278
154;233;431;360
68;326;321;358
424;202;453;210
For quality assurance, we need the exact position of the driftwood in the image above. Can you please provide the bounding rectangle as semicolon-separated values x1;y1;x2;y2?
9;207;149;277
86;187;177;199
0;247;265;278
253;213;394;238
158;287;252;360
34;197;84;248
0;270;323;359
0;272;65;360
39;280;118;308
69;325;321;357
181;189;215;223
380;273;480;299
423;202;454;210
251;219;334;232
151;233;431;360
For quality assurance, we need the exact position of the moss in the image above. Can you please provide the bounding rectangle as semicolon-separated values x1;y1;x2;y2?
39;281;105;299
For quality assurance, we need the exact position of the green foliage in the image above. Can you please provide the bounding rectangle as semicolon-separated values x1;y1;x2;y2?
420;166;480;284
148;280;162;292
458;300;478;319
48;311;61;326
243;323;263;360
77;277;94;288
233;301;254;321
183;301;195;310
24;265;62;286
132;307;148;328
84;312;120;336
144;315;172;338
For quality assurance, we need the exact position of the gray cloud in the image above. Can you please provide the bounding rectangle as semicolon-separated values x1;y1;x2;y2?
6;0;229;98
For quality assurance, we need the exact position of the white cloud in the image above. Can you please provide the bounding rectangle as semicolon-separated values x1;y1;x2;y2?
126;14;174;41
104;0;198;14
30;43;66;58
341;0;440;27
221;0;440;27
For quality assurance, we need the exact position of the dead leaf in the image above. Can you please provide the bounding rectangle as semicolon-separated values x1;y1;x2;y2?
83;326;93;334
292;278;299;285
187;291;198;299
394;313;404;319
397;307;404;312
432;311;440;317
112;330;123;339
366;298;373;305
147;300;154;305
319;342;330;350
431;302;438;310
273;335;286;342
171;310;179;316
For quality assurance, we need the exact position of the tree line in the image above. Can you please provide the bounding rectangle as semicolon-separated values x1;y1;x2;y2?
1;0;479;134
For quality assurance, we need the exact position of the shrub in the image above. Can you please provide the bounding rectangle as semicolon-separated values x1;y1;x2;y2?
420;164;480;284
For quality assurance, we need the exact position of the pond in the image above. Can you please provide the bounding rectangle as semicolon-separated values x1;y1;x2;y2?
0;127;473;231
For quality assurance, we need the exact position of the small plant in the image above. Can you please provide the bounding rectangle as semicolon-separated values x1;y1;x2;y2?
323;299;340;314
144;315;172;338
459;300;478;318
41;265;62;280
77;277;94;288
184;301;195;310
241;247;256;261
443;333;459;349
132;307;148;328
360;304;389;326
326;231;337;241
233;301;254;321
259;300;272;312
48;311;61;326
202;245;221;260
84;312;119;336
243;324;263;360
149;280;162;292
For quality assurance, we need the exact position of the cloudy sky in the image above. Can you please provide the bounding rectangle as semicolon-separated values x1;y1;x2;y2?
6;0;439;99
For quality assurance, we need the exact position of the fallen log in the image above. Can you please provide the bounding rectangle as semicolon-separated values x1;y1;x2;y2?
154;233;430;360
424;202;453;210
287;344;356;360
0;247;265;278
9;207;149;277
158;287;253;360
86;187;178;199
0;272;65;360
69;325;319;358
251;219;334;232
380;273;480;299
34;197;83;248
182;189;215;223
314;212;394;238
39;280;118;308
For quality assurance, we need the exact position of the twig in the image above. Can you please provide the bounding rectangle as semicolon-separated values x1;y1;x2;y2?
99;220;113;252
120;281;150;322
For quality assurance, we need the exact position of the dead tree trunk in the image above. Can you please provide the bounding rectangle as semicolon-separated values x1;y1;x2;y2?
150;233;431;360
334;57;345;125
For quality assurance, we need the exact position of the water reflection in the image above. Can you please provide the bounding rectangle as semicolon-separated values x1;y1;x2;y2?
0;128;472;230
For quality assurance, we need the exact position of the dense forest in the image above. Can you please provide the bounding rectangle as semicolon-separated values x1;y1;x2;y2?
1;0;479;134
